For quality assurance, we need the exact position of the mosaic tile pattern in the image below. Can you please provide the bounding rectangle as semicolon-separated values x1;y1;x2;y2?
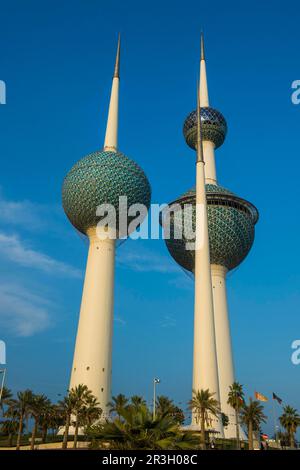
183;107;227;149
162;184;258;272
62;150;151;235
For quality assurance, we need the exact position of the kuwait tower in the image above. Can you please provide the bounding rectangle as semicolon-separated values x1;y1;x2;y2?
62;37;151;417
162;35;258;437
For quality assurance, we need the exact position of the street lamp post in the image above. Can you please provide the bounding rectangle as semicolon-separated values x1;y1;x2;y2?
0;369;6;403
153;378;160;420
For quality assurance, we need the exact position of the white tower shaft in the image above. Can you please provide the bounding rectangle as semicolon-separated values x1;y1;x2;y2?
192;87;223;435
69;227;115;417
69;38;120;416
200;34;238;438
211;264;235;437
199;34;217;185
203;141;217;185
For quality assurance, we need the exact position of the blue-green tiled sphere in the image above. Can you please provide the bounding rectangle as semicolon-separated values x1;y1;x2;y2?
183;107;227;149
62;150;151;235
162;184;258;272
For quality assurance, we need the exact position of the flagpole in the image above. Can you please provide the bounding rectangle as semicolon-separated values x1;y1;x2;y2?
271;398;279;446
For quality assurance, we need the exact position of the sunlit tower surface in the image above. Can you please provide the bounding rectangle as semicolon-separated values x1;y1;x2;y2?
62;37;151;416
162;35;258;437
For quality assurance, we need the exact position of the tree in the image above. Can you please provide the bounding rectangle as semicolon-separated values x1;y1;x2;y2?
70;385;94;448
240;398;266;450
227;382;244;449
108;394;128;419
78;395;102;429
46;404;64;439
221;412;229;429
156;396;184;425
87;403;198;450
39;402;60;443
0;415;19;447
0;386;13;416
8;390;34;450
29;394;51;450
188;389;221;450
58;392;77;449
279;405;300;449
130;395;147;411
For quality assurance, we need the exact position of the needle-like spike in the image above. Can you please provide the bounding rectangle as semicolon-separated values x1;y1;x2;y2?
114;33;121;78
104;35;120;152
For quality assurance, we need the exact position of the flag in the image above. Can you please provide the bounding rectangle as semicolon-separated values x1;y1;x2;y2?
272;392;283;404
255;391;268;402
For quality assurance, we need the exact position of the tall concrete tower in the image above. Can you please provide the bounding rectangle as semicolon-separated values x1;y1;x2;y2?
62;37;151;417
162;35;258;438
192;80;223;436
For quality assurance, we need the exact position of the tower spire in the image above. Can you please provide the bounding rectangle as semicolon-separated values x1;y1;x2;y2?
104;34;120;152
192;75;223;435
199;32;209;107
113;33;121;78
196;81;204;163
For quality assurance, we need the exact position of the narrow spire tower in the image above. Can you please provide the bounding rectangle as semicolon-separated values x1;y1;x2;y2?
192;82;223;435
162;34;258;439
104;34;120;152
198;33;217;185
62;37;151;418
199;33;209;107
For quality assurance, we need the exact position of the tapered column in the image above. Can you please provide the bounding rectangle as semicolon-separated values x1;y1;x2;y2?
192;159;223;435
104;77;119;152
203;141;217;184
199;35;217;185
211;264;235;437
104;35;120;152
69;226;115;417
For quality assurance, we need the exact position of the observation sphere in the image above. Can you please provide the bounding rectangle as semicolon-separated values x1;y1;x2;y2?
62;150;151;235
183;107;227;150
162;184;258;272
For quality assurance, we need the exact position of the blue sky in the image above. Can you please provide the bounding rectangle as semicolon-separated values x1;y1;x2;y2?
0;0;300;436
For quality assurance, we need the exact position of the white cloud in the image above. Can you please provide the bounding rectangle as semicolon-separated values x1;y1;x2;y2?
0;232;81;278
160;314;177;328
0;192;61;232
117;247;180;274
0;283;51;336
115;315;126;326
168;275;193;290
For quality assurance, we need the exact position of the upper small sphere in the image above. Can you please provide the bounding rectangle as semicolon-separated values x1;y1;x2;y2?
62;150;151;235
183;107;227;150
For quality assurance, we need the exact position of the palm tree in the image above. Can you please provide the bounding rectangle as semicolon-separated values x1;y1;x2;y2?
39;402;58;443
79;396;102;429
0;419;19;447
279;405;300;448
188;389;221;450
87;403;198;450
130;395;146;411
156;396;174;415
29;394;51;450
156;396;184;425
8;389;34;450
240;398;266;450
227;382;244;449
0;386;13;416
108;394;128;419
46;404;64;439
71;384;93;448
58;392;77;449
